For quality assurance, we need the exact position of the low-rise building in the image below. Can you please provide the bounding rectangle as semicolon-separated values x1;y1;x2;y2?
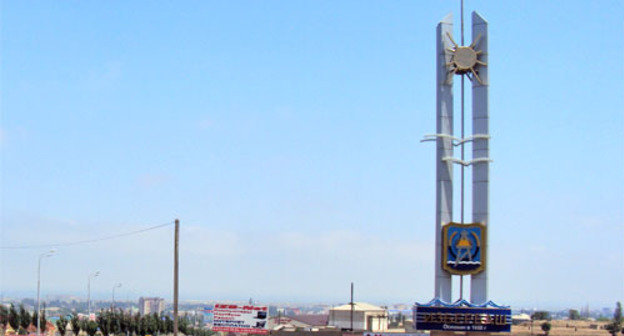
269;314;330;331
328;302;388;332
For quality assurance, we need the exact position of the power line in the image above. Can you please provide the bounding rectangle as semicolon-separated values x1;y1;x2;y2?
0;221;174;250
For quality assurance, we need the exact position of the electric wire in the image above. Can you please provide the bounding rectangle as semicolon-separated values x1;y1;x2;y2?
0;221;174;250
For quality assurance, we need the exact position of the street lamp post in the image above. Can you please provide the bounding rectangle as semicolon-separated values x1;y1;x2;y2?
88;271;101;316
37;249;56;336
112;283;122;311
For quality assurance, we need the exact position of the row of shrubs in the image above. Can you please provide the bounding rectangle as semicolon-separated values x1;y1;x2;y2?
1;304;214;336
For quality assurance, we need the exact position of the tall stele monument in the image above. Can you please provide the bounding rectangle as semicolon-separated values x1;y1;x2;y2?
413;8;512;335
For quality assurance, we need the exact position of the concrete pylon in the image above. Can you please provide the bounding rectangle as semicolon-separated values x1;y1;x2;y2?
470;11;489;305
434;13;454;303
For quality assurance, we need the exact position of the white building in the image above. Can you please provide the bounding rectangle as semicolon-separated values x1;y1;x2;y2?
139;297;165;315
328;302;388;332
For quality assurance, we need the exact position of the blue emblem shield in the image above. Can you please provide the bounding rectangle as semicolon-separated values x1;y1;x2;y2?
442;222;486;275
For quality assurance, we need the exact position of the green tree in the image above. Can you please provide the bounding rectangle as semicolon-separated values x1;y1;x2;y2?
111;310;122;336
541;321;551;336
147;313;159;335
71;315;82;336
132;313;141;336
98;310;112;336
8;304;20;331
144;314;153;335
605;302;622;336
84;321;99;336
121;312;133;336
39;303;48;333
0;305;9;328
531;311;550;321
138;315;147;336
56;317;69;336
163;316;173;334
32;311;38;329
569;309;580;320
38;304;48;333
18;305;31;331
156;314;165;335
178;316;189;336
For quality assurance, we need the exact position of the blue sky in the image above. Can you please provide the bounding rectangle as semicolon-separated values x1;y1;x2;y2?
1;1;623;310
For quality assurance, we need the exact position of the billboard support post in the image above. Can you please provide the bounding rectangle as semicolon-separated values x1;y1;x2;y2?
173;219;179;336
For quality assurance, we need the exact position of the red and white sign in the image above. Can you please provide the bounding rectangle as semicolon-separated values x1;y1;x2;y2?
212;304;269;334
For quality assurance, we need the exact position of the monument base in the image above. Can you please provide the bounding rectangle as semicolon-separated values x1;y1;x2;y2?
431;333;494;336
430;332;455;336
413;300;511;334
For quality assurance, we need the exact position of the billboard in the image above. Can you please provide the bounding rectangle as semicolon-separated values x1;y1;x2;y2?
413;306;511;333
442;222;487;275
212;303;269;334
201;306;214;329
364;333;427;336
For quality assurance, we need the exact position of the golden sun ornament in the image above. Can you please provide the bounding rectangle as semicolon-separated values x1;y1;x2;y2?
445;32;487;84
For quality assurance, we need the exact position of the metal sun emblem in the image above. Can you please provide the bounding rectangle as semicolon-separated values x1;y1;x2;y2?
445;32;487;84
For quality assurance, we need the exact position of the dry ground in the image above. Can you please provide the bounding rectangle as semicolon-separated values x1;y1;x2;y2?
510;320;612;336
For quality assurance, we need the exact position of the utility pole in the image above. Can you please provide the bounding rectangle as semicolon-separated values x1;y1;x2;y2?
350;282;354;332
88;271;101;316
37;250;55;336
112;283;122;311
173;219;180;336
